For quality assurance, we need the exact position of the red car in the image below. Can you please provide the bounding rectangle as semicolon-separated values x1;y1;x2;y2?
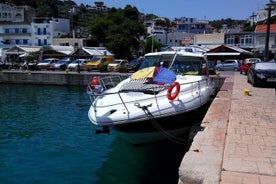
240;63;253;75
240;58;261;75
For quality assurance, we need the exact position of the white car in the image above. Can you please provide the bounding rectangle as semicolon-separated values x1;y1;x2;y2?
37;58;59;70
107;59;128;72
67;59;87;71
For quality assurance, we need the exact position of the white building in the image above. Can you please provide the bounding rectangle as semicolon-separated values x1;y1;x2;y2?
0;23;32;45
0;3;70;47
31;17;70;46
0;3;25;22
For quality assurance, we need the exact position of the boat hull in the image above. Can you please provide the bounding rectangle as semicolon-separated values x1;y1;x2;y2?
94;102;210;145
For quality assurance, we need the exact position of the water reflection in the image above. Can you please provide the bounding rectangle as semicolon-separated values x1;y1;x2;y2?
95;136;189;184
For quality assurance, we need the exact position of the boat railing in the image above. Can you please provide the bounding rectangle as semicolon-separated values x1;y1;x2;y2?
87;75;127;101
87;75;213;113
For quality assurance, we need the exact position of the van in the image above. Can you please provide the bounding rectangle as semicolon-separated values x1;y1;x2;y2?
86;55;114;71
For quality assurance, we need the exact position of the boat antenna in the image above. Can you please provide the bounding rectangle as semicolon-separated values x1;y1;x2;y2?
168;50;178;68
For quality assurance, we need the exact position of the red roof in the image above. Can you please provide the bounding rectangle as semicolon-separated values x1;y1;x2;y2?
255;24;276;33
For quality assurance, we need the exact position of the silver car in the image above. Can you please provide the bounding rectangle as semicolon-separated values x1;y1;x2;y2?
215;59;241;71
37;58;59;70
51;57;75;71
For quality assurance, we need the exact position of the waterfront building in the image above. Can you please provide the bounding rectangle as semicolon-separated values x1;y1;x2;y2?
223;24;276;60
31;17;70;46
0;3;70;47
0;3;35;46
175;17;212;34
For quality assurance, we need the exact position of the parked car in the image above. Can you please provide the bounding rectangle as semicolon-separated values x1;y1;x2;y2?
207;61;216;75
240;58;261;75
247;62;276;87
85;56;114;71
67;59;88;71
50;57;75;71
37;58;59;70
107;59;128;72
127;58;143;72
215;59;241;71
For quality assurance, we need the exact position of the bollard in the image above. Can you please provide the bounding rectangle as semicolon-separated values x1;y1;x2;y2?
243;89;250;96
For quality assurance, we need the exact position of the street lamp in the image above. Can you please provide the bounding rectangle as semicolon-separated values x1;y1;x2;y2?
264;1;275;61
151;34;155;52
151;19;155;52
147;34;155;53
75;46;81;73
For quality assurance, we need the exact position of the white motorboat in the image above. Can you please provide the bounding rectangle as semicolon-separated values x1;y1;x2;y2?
87;50;215;144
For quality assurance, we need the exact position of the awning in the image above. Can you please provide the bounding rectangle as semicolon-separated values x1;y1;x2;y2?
82;47;113;56
5;46;40;55
5;51;25;55
204;52;241;56
50;45;74;55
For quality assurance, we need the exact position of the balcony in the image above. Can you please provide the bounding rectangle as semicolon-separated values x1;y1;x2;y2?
33;32;51;36
0;32;31;36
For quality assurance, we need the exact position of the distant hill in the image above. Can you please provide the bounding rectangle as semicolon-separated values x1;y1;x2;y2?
3;0;256;33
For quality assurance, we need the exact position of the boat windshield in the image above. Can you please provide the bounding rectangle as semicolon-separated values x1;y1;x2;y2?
140;54;174;70
171;55;204;75
140;53;205;75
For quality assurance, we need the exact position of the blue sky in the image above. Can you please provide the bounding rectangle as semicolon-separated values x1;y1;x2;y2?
74;0;268;20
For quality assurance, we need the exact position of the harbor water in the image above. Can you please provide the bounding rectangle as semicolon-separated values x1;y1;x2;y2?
0;84;198;184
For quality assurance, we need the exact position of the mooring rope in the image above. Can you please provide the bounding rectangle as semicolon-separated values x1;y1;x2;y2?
137;104;197;145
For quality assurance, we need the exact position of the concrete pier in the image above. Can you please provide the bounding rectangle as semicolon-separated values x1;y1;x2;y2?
178;72;276;184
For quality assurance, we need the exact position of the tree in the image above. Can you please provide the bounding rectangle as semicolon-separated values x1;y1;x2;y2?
124;5;139;20
87;6;146;59
95;1;104;7
35;0;59;17
155;18;172;27
242;22;256;32
87;16;111;45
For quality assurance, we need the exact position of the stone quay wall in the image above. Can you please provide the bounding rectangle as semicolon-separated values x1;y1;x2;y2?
0;71;130;86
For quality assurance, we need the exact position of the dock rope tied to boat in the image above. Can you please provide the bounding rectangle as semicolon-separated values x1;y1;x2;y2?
134;102;193;145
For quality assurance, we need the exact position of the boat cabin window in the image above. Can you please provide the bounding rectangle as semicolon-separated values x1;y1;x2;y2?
171;56;204;75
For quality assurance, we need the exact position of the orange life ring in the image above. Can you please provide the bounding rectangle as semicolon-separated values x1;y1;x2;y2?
167;82;180;100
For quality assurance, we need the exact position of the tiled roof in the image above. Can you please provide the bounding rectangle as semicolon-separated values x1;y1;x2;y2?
255;24;276;33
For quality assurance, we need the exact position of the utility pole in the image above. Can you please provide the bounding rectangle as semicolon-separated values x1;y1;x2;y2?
249;12;256;26
265;1;275;61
